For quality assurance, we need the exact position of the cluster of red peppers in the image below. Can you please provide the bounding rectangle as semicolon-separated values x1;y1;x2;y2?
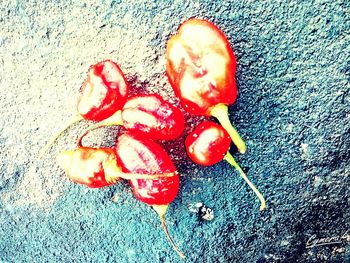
41;18;266;258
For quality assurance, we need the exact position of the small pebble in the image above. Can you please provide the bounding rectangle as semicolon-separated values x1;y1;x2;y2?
188;202;214;221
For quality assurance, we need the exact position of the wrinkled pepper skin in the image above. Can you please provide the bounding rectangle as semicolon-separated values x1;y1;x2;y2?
121;94;185;140
38;60;128;158
185;121;231;166
115;133;180;205
77;60;128;121
166;18;237;116
57;147;121;188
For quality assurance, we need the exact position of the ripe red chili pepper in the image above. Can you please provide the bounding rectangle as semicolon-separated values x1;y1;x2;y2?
166;18;246;154
84;94;185;140
57;147;121;188
185;121;266;211
115;132;185;258
39;60;128;157
57;133;175;188
77;60;128;121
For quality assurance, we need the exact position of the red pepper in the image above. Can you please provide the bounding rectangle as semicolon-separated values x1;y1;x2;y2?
84;94;185;140
166;18;246;154
185;121;266;211
77;60;128;121
57;133;175;188
57;147;121;188
39;60;128;158
115;132;185;258
185;121;231;166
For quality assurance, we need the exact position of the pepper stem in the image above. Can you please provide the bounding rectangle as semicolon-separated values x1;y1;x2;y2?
38;114;84;158
224;152;266;211
82;110;123;136
103;159;178;182
152;205;186;259
210;104;246;154
109;171;177;181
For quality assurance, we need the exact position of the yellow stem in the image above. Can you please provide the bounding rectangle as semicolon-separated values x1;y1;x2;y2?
82;110;123;137
224;152;266;211
103;159;178;183
38;114;84;158
210;104;247;154
153;205;186;259
119;172;177;180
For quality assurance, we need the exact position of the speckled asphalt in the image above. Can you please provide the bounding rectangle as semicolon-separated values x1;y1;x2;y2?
0;1;349;262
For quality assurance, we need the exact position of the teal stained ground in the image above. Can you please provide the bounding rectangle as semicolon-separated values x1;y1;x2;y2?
0;0;349;262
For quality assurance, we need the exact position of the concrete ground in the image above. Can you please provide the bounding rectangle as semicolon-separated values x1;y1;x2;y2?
1;0;349;262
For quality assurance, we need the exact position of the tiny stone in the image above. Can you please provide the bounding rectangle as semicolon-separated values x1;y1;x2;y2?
281;240;289;246
201;207;214;221
314;176;323;188
111;195;119;203
301;143;308;152
195;202;203;208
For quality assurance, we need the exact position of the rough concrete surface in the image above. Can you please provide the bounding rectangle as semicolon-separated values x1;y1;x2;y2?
1;0;349;262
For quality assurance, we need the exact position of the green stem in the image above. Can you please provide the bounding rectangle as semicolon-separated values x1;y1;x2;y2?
210;104;247;154
153;205;186;259
38;114;84;158
82;110;123;136
103;160;178;182
116;172;177;180
97;110;123;127
224;152;266;211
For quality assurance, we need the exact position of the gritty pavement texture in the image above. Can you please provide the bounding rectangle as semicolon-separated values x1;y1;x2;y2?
1;1;349;262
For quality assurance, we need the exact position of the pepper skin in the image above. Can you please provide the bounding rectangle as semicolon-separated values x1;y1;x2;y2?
115;132;179;205
57;142;176;188
85;94;185;140
78;60;128;121
166;19;236;115
185;121;266;211
121;94;185;140
57;147;121;188
115;132;185;258
185;121;231;166
39;60;128;158
166;18;246;154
